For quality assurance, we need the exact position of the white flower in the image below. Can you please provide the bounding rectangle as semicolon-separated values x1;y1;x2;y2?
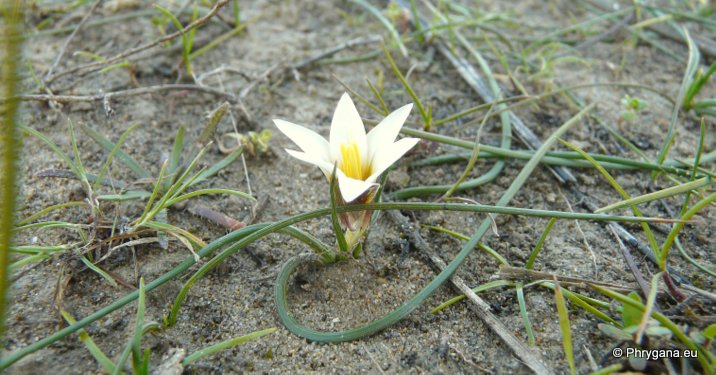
273;93;419;203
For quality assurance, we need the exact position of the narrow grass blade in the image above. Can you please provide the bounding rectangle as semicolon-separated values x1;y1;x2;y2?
526;218;557;269
18;201;86;225
94;124;139;191
655;27;699;170
596;177;710;213
112;278;145;375
382;43;430;129
61;310;117;374
163;188;255;208
21;125;82;179
540;283;617;325
78;122;150;179
366;78;389;115
330;165;348;253
80;256;118;287
67;119;90;190
189;21;251;60
143;221;206;248
97;190;152;202
425;225;508;265
659;191;716;269
182;327;277;366
166;126;185;191
559;138;660;256
154;5;191;75
441;106;492;199
11;245;70;254
10;253;52;271
349;0;407;57
189;146;243;188
431;280;511;314
515;282;535;345
14;221;83;232
635;272;661;344
135;160;168;228
553;279;576;374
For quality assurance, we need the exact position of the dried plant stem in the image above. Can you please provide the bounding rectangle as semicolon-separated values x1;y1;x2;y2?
386;209;554;375
5;84;237;107
43;0;101;82
48;0;230;84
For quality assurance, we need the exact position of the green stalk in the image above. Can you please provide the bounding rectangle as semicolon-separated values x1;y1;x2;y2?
0;193;670;369
274;105;595;343
0;0;23;341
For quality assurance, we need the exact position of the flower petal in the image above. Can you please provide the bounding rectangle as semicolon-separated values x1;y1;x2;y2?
274;119;331;163
367;137;420;181
335;169;379;203
286;148;377;202
366;103;413;164
284;149;334;178
329;93;367;168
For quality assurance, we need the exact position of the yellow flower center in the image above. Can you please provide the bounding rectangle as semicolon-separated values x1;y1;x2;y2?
340;142;369;180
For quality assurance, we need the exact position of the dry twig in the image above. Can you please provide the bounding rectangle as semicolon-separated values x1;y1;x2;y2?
385;209;554;375
48;0;230;84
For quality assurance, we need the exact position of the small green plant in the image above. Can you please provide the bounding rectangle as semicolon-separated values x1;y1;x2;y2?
13;103;253;286
597;291;690;372
619;95;649;124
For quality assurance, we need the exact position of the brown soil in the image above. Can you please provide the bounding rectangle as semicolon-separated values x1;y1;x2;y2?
4;1;715;374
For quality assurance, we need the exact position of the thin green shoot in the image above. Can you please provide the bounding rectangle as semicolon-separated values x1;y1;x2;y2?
330;165;348;253
334;76;385;115
80;255;118;287
182;327;277;366
60;310;118;374
78;122;150;179
134;160;168;230
21;125;84;181
154;5;192;77
439;105;492;200
408;0;424;44
539;282;617;324
515;282;535;345
382;43;431;130
655;27;699;171
424;225;508;265
189;20;251;60
94;124;139;191
163;188;254;207
233;0;241;27
635;272;662;344
112;278;146;375
525;218;557;269
18;201;86;225
431;280;512;314
349;0;408;57
674;237;716;277
679;118;706;217
553;279;576;375
10;253;52;270
659;191;716;270
596;177;710;213
98;61;130;74
558;138;660;258
366;78;389;115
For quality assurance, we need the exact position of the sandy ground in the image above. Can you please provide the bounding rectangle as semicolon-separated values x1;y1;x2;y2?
4;0;715;374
